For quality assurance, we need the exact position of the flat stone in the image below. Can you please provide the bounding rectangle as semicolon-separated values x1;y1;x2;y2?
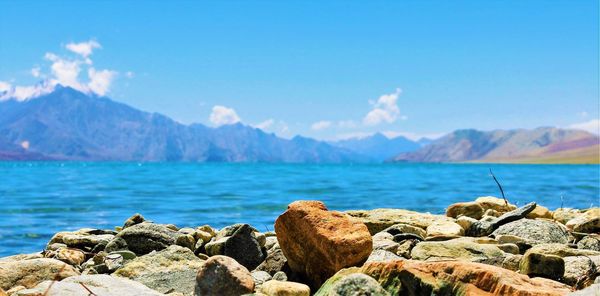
360;259;571;295
426;221;464;237
346;208;453;234
466;202;537;237
410;238;505;261
366;249;402;263
15;274;163;296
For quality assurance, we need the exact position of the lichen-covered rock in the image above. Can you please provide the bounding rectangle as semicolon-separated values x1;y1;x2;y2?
520;251;565;281
493;219;570;245
577;235;600;251
0;258;80;290
113;245;204;295
360;260;572;295
566;208;600;233
527;243;600;258
105;223;183;255
446;201;485;219
275;201;372;288
195;255;254;296
346;208;453;234
260;280;310;296
410;238;505;261
316;273;389;296
14;274;163;296
251;270;272;290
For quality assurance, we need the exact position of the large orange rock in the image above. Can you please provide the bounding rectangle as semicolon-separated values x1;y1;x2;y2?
360;260;572;296
275;201;372;288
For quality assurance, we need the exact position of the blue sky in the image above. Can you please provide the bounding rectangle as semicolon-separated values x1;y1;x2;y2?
0;1;598;140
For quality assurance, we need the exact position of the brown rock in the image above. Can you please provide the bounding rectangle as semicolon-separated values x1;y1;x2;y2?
566;208;600;233
526;205;553;219
195;255;254;296
54;248;86;266
360;260;572;295
0;258;79;290
275;201;372;288
475;196;517;212
446;201;485;219
260;280;310;296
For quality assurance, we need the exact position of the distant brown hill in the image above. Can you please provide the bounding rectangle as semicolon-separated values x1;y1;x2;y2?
393;127;599;164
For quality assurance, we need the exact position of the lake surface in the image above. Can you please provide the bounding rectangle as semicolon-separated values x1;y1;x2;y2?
0;162;598;256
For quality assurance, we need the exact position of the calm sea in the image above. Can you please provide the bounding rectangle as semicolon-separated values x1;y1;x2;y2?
0;162;598;256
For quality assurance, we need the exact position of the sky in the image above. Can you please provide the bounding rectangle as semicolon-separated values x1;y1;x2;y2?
0;0;598;140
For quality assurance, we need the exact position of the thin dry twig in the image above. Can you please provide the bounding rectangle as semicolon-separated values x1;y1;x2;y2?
489;168;509;208
41;264;66;296
79;283;97;296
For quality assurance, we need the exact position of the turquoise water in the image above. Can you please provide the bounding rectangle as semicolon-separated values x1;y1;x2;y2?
0;162;598;256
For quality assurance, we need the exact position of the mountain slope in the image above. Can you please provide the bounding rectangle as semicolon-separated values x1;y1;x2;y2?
0;86;363;162
331;133;421;161
393;128;599;163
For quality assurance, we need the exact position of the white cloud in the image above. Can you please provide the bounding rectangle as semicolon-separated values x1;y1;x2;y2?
88;68;117;96
45;52;84;90
311;120;332;131
31;67;41;78
125;71;134;78
209;105;241;126
363;88;402;126
254;119;274;130
1;40;120;101
336;132;374;140
0;81;11;93
568;119;600;135
66;40;101;58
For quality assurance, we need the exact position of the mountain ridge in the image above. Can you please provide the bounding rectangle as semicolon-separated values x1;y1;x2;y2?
393;127;599;164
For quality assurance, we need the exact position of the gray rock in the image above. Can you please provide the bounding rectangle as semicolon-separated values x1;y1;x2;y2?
567;283;600;296
251;270;272;288
113;245;204;295
492;219;569;245
273;271;288;281
329;273;390;296
578;235;600;251
366;249;402;263
15;274;164;296
255;246;289;276
195;255;255;296
563;256;596;288
224;224;265;270
105;223;183;255
61;233;114;249
264;236;278;250
467;202;537;237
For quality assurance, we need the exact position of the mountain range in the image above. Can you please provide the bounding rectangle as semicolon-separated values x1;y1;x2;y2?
0;86;597;163
393;128;599;164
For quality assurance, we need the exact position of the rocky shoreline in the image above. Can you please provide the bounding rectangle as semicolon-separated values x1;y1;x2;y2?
1;196;599;296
